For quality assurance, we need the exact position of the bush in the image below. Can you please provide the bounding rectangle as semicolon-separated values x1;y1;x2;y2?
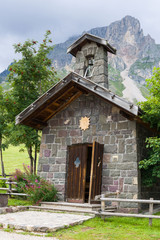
11;164;58;204
0;179;7;188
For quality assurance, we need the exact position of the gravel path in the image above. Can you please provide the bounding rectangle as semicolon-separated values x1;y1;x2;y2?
0;230;58;240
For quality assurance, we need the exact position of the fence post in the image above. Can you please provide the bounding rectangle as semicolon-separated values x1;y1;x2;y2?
8;178;12;197
101;194;105;220
116;190;120;211
101;194;105;212
149;198;153;226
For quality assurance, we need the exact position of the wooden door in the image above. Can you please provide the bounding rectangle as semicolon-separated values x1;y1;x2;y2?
67;144;88;203
89;141;104;203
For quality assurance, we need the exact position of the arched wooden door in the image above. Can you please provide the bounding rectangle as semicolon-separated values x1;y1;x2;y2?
66;141;103;203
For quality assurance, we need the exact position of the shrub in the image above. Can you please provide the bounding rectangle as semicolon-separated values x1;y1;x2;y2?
0;179;7;188
11;164;58;204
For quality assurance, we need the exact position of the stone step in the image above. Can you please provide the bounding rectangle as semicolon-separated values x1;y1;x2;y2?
37;202;117;214
29;205;116;215
40;201;101;212
29;205;96;215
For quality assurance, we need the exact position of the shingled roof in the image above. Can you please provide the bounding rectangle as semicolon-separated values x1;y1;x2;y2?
67;33;116;57
16;71;142;130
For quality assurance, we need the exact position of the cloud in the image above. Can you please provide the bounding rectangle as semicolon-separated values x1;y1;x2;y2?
0;0;160;72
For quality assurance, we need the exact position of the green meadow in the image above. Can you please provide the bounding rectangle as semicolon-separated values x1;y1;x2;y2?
0;145;30;175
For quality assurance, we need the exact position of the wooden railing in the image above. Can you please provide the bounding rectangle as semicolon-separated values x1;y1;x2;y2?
98;196;160;226
0;177;28;197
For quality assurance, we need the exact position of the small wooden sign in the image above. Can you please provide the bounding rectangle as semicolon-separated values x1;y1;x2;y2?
79;116;90;131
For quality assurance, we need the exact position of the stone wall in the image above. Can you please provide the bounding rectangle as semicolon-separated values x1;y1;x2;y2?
38;93;140;212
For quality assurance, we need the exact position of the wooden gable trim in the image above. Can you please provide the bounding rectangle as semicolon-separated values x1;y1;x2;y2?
67;33;116;57
16;72;143;130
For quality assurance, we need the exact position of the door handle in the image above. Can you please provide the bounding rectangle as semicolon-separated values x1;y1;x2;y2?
98;161;101;167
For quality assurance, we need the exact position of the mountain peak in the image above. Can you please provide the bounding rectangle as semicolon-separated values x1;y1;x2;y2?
105;15;143;47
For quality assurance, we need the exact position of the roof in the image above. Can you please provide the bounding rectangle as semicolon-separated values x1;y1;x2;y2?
67;33;116;57
16;72;142;130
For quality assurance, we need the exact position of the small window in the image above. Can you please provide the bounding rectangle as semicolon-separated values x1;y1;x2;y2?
84;56;94;78
74;157;80;168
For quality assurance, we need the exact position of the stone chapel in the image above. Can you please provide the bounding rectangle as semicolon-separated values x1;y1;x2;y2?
16;33;156;212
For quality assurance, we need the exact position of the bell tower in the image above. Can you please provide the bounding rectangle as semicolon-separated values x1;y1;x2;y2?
67;33;116;89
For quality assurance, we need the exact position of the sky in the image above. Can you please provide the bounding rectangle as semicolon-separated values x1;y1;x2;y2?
0;0;160;72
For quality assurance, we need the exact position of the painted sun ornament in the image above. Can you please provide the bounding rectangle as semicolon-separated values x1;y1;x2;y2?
79;116;90;131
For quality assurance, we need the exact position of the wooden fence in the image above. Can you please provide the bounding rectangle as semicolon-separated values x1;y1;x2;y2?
98;195;160;226
0;177;28;197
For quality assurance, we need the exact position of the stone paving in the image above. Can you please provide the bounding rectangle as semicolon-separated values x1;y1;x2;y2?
0;210;93;233
0;230;58;240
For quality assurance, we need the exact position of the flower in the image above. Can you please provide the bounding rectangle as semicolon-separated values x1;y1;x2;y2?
35;179;38;183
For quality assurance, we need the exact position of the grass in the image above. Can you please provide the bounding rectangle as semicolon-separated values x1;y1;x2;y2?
51;216;160;240
0;145;30;175
8;198;32;206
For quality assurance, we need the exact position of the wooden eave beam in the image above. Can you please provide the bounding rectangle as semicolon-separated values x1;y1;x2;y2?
43;91;83;122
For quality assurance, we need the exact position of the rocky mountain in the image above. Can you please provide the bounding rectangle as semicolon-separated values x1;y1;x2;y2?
1;16;160;101
48;16;160;101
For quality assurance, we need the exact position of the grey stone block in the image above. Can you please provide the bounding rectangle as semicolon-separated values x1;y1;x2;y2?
102;176;113;185
60;164;66;172
118;140;125;153
42;127;50;134
110;170;120;177
107;163;117;169
99;115;107;124
110;136;115;144
102;169;110;176
50;165;60;172
104;145;117;154
46;135;54;143
52;144;57;156
117;121;128;130
54;173;65;179
124;177;133;184
126;145;133;153
102;124;110;131
123;153;137;162
49;158;56;164
117;163;137;170
42;164;50;172
104;136;110;144
40;172;47;179
127;170;138;177
39;158;49;164
128;185;138;193
57;150;67;158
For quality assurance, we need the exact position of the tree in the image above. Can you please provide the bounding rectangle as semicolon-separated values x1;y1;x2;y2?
7;30;59;174
0;86;10;176
139;67;160;186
